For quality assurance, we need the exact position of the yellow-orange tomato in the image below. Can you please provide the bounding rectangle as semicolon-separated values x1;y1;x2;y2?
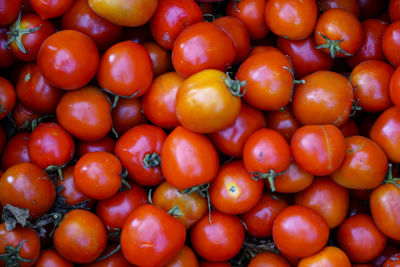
298;246;351;267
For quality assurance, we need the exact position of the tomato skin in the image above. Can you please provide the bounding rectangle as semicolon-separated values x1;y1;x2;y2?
1;132;30;171
165;245;199;267
80;244;132;267
298;246;351;267
31;0;73;19
111;97;148;136
161;126;219;190
265;106;300;143
337;214;387;263
176;69;241;134
37;30;99;90
97;41;153;97
0;0;21;26
190;211;245;262
149;0;203;50
383;20;400;68
35;249;73;267
240;193;288;238
143;42;172;76
172;22;235;77
61;0;123;51
383;252;400;266
390;65;400;107
77;136;115;157
0;223;40;267
56;85;112;142
54;209;107;264
318;0;360;17
248;252;290;267
0;28;15;69
274;160;314;193
115;124;166;186
265;0;317;40
273;205;329;258
0;162;55;219
57;165;92;206
0;77;16;120
12;102;39;130
88;0;158;27
121;204;186;267
330;135;388;189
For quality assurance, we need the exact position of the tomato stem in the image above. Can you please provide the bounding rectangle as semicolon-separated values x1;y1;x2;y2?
250;170;284;192
143;153;161;168
383;163;400;190
225;73;247;97
96;243;121;262
0;240;36;266
233;0;241;12
315;32;352;58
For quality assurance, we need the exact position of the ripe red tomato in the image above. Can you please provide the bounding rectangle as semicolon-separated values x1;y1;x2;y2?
165;245;199;267
0;76;16;120
383;253;400;267
383;20;400;67
273;160;314;193
111;97;148;136
35;249;73;267
37;30;99;90
80;244;132;267
1;131;30;170
389;65;400;107
31;0;73;19
57;165;92;206
265;106;300;142
121;204;186;266
11;102;39;130
272;205;330;258
248;252;290;267
77;136;115;157
0;0;21;26
318;0;360;17
298;246;351;267
54;209;107;264
0;28;15;69
143;42;172;76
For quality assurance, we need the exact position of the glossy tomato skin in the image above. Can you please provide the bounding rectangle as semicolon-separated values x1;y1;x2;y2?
1;131;30;170
37;30;99;90
153;181;207;229
161;126;219;189
330;135;388;189
190;211;245;262
0;28;15;69
11;102;39;130
35;249;73;267
292;70;354;126
31;0;73;19
77;136;115;157
111;97;147;136
143;42;172;76
56;85;112;141
226;0;269;40
0;0;21;26
297;246;351;267
61;0;123;51
115;124;166;186
390;64;400;107
265;106;300;143
0;77;16;120
0;162;55;219
274;160;314;193
54;209;107;264
80;244;132;267
121;204;186;267
28;122;75;169
97;41;153;97
337;214;387;263
317;0;360;17
176;69;241;134
172;22;235;77
16;63;63;114
272;205;330;258
57;165;92;206
265;0;317;40
150;0;203;50
209;102;266;158
248;252;290;267
383;20;400;67
88;0;158;27
240;193;288;238
165;245;199;267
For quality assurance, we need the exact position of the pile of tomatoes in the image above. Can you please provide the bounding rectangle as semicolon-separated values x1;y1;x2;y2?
1;0;400;266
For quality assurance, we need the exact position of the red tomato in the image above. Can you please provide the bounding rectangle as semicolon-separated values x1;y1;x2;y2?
80;244;132;267
248;252;290;267
372;244;400;267
298;246;351;267
390;65;400;107
273;205;329;258
265;106;300;142
318;0;360;17
0;77;16;120
57;165;92;206
390;0;400;22
383;252;400;267
165;245;199;267
274;160;314;193
121;204;186;266
383;20;400;67
1;131;30;170
77;136;115;157
11;102;39;130
31;0;73;19
111;97;147;136
143;42;172;76
0;28;15;69
37;30;99;90
0;0;21;26
35;249;73;267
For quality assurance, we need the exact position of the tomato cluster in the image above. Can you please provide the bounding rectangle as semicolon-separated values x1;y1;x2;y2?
0;0;400;266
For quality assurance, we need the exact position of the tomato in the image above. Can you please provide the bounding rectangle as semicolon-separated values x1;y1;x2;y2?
314;8;363;58
277;36;334;79
370;106;400;163
172;22;235;77
176;69;242;133
359;0;387;20
265;106;300;143
80;244;132;267
372;245;400;267
390;65;400;107
0;76;16;120
209;102;266;158
0;162;55;219
347;19;388;68
74;151;122;200
318;0;360;16
61;0;123;51
240;193;288;238
122;24;153;44
111;97;148;136
295;177;349;228
54;209;107;264
235;50;294;111
121;204;186;266
149;0;203;50
265;0;317;40
161;126;219;189
383;20;400;67
143;42;172;76
0;0;21;26
190;211;245;262
35;249;73;267
77;136;115;157
0;223;40;267
248;252;290;267
337;214;387;263
292;70;354;126
153;181;207;229
56;85;112;141
383;253;400;267
242;128;291;191
291;124;346;176
37;30;99;90
298;246;351;267
141;72;183;129
96;183;148;229
1;131;30;171
391;0;400;22
274;160;314;193
165;245;199;267
97;41;153;97
31;0;74;19
0;28;15;69
57;165;92;206
330;135;388;189
88;0;158;27
249;46;282;56
16;63;63;114
115;124;166;186
213;16;250;65
11;102;39;130
273;205;329;258
226;0;269;40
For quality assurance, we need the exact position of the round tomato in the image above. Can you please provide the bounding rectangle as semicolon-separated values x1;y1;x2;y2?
77;136;115;157
1;131;30;170
0;76;16;120
111;97;148;136
143;42;172;76
0;28;16;69
390;64;400;107
383;20;400;67
318;0;360;17
265;106;300;142
248;252;290;267
298;246;351;267
165;245;199;267
0;0;21;26
273;160;314;193
35;249;73;267
57;165;92;206
80;244;132;267
31;0;74;19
